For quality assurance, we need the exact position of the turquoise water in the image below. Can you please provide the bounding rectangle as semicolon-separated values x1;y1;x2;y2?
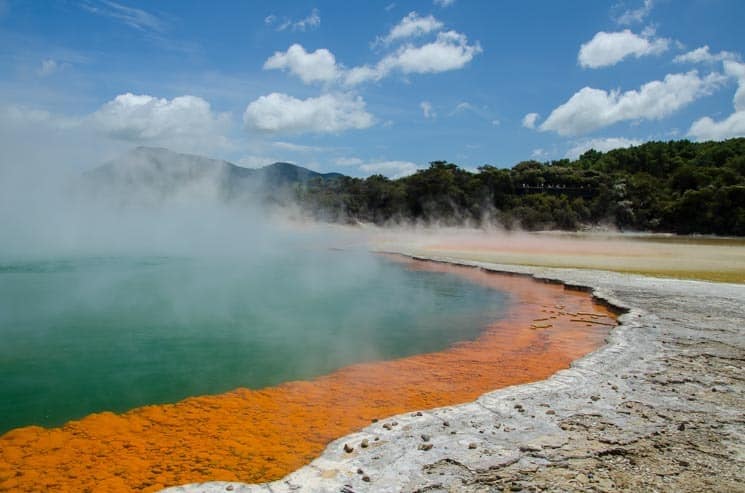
0;251;508;433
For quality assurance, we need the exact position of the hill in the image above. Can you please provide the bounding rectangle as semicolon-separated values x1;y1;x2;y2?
298;138;745;236
82;146;340;205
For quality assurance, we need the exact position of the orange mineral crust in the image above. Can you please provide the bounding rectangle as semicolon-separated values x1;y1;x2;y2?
0;258;617;492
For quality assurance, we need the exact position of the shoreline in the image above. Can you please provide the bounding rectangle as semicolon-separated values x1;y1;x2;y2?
166;253;745;492
0;257;613;492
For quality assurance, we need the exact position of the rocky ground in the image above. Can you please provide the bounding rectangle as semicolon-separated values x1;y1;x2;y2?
164;256;745;493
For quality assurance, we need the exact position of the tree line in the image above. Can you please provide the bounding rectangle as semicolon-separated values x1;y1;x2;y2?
295;138;745;236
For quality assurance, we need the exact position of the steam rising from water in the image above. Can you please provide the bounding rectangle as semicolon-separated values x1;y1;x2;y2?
0;148;511;432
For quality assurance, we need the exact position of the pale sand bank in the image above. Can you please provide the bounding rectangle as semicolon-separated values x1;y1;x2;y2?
376;230;745;283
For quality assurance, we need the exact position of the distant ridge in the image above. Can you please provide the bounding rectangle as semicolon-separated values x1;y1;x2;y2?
82;146;343;204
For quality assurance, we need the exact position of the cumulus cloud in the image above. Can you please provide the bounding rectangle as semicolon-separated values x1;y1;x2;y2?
541;71;725;136
265;8;320;32
346;30;481;85
674;45;739;65
384;30;481;74
578;29;668;68
359;160;420;178
616;0;653;25
688;61;745;141
378;11;443;45
434;0;456;7
689;112;745;141
264;44;340;84
243;92;374;134
94;93;230;145
522;112;540;129
566;137;643;159
420;101;435;118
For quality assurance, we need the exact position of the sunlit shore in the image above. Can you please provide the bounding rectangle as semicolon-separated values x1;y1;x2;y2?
372;228;745;283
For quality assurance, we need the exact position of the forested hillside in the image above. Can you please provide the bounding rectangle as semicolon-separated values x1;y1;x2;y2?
297;138;745;236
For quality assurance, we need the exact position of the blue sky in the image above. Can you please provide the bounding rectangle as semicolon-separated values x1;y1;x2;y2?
1;0;744;177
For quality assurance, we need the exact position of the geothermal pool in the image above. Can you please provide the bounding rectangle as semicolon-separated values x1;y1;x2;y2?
0;251;508;433
0;252;615;492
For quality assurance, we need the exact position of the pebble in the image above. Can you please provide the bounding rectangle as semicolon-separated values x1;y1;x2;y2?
362;475;371;482
591;395;600;401
468;443;477;449
418;443;433;451
443;421;450;427
420;434;430;442
356;468;363;475
343;443;354;453
225;486;234;492
597;478;614;489
360;439;369;448
546;409;556;415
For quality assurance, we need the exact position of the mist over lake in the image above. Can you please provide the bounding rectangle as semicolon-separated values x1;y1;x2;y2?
0;249;508;433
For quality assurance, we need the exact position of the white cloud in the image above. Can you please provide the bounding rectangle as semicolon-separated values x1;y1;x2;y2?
522;112;540;129
688;61;745;141
385;3;396;12
384;30;481;74
359;160;420;178
37;59;60;77
378;11;443;45
420;101;435;118
334;156;364;166
689;112;745;141
291;8;320;31
266;8;320;32
243;92;374;134
674;45;739;65
491;119;500;126
80;0;163;32
616;0;653;25
578;29;668;68
451;101;474;114
531;148;547;159
541;71;725;136
264;44;339;84
2;105;81;129
347;30;481;85
566;137;643;159
270;141;328;153
94;93;230;145
434;0;456;7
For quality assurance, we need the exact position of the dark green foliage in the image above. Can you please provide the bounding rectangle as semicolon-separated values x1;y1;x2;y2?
296;138;745;235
